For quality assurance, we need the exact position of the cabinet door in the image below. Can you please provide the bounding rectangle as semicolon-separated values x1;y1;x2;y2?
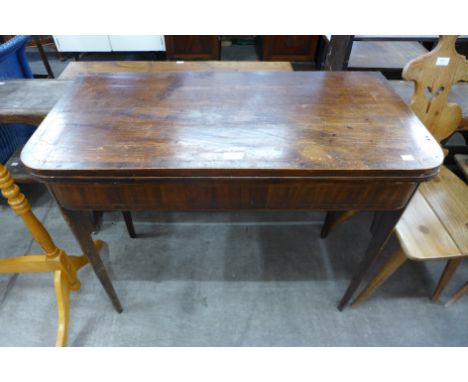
262;36;319;61
165;36;220;60
53;35;111;52
108;35;166;51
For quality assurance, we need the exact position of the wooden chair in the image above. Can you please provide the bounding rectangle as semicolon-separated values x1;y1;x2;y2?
447;152;468;306
0;163;104;346
351;35;468;306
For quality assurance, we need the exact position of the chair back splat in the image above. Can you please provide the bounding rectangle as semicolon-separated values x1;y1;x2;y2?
403;35;468;142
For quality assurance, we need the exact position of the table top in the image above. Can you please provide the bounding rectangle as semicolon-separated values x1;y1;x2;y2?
58;61;293;80
22;71;443;180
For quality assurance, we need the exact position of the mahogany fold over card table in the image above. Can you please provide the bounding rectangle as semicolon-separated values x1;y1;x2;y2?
21;71;443;311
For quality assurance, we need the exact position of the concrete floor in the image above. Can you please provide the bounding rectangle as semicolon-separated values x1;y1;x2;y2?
0;184;467;346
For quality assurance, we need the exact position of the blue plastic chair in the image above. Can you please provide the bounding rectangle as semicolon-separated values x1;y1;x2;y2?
0;35;36;164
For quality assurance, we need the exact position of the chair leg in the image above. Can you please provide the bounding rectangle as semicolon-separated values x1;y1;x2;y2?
431;258;463;302
121;211;136;238
54;270;71;347
446;281;468;306
352;248;407;307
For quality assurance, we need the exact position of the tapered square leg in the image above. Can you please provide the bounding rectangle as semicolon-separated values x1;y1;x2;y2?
121;211;137;238
60;208;123;313
338;208;406;310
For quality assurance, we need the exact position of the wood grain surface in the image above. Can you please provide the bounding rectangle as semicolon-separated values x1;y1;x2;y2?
419;165;468;255
396;190;461;260
58;61;293;80
22;71;443;180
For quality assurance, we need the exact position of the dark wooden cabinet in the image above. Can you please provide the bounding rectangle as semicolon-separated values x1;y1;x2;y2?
165;36;220;60
262;35;319;62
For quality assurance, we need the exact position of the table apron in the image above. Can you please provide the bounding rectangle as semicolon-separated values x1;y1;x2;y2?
48;179;418;212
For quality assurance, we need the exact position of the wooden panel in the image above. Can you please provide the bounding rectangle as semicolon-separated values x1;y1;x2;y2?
402;35;468;142
396;190;461;260
0;80;72;124
58;61;292;80
263;35;319;61
348;41;428;69
21;72;443;180
420;166;468;255
49;180;417;211
164;36;219;60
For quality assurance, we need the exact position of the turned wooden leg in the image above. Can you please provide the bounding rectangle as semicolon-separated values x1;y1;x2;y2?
0;164;95;346
54;270;70;347
53;240;101;346
60;208;123;313
432;258;463;302
121;211;137;238
446;281;468;306
338;208;406;310
352;248;407;307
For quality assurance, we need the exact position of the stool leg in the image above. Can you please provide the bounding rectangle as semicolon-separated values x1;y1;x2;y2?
446;281;468;306
54;270;70;347
352;248;407;307
432;258;463;302
121;211;136;238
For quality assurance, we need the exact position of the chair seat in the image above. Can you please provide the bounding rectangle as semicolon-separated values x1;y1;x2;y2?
396;166;468;261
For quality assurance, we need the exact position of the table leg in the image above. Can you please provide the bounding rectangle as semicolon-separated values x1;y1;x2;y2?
337;208;405;311
121;211;137;238
60;207;123;313
320;211;338;238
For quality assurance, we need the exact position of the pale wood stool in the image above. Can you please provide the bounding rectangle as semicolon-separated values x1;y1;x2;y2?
0;163;103;346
